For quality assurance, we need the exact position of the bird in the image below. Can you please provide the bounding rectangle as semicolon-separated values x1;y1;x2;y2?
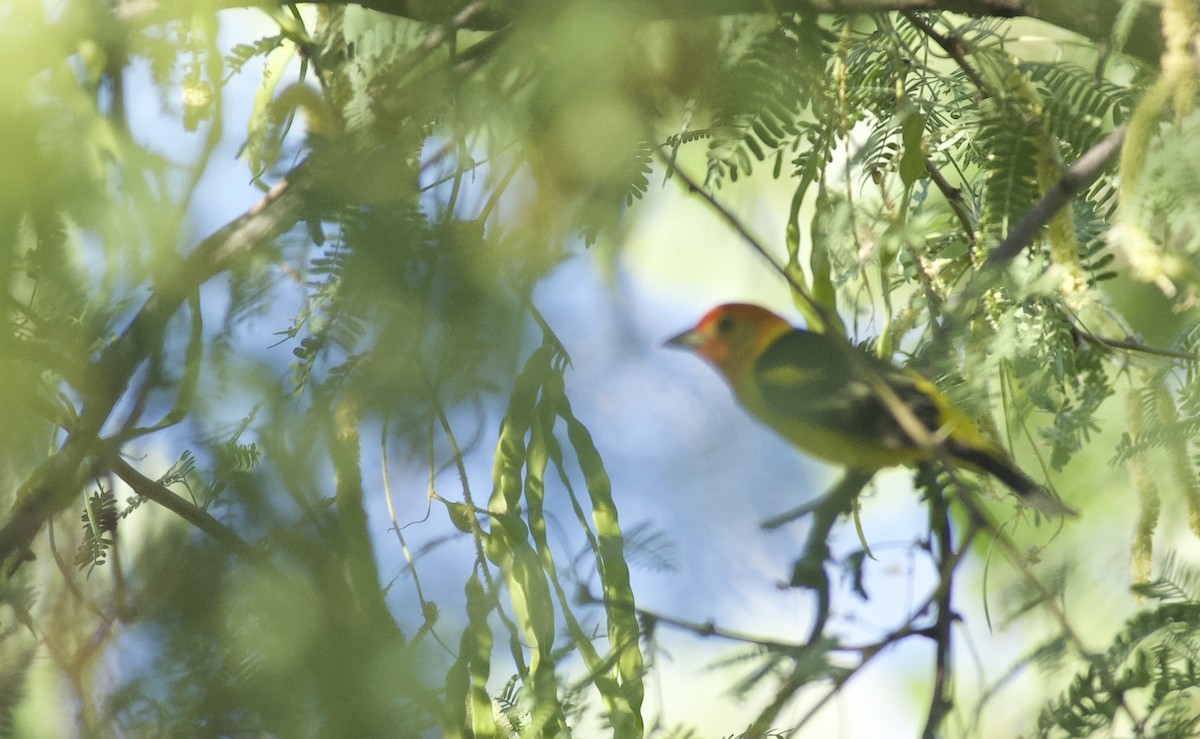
666;303;1076;516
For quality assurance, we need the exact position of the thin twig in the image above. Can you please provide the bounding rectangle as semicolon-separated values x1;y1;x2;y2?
476;155;523;226
380;420;430;612
430;394;538;684
777;520;983;736
1073;327;1197;361
106;454;274;571
628;603;803;652
404;1;491;67
903;11;991;97
380;418;455;656
655;146;834;331
923;156;976;249
432;403;490;576
45;521;113;626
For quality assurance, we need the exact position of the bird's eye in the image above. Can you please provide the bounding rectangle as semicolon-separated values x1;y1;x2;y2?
716;315;736;334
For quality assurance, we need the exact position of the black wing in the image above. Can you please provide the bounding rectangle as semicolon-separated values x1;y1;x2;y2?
753;330;940;451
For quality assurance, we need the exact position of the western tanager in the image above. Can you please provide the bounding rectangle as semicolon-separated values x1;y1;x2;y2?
667;303;1076;516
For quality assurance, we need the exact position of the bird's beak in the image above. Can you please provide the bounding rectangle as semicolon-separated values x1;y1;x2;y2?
665;328;703;350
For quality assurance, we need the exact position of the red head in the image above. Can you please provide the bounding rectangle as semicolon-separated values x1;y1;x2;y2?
666;303;793;382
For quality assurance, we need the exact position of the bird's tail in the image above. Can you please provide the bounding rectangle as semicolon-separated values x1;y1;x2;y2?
948;443;1078;517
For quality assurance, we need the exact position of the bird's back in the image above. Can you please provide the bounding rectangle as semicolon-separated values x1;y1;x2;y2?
743;329;954;469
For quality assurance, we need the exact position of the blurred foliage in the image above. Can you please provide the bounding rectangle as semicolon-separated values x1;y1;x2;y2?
1037;553;1200;738
2;0;1200;736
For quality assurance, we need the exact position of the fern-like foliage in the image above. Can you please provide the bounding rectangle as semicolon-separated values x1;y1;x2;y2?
1074;196;1119;283
214;440;261;476
1010;298;1111;469
1112;383;1185;466
706;15;832;186
1111;343;1200;470
578;138;653;245
74;489;119;572
158;450;196;488
1039;556;1200;738
975;92;1044;242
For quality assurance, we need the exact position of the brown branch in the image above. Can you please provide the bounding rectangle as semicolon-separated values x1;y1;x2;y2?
120;0;1022;26
903;11;991;96
110;0;1164;67
922;482;956;738
406;0;491;61
924;156;976;250
754;518;983;736
629;604;804;653
1073;327;1198;361
774;471;873;644
0;169;307;573
343;0;1156;65
986;124;1127;266
106;454;273;570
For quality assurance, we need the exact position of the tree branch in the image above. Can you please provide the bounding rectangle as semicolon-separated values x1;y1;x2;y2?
923;155;976;250
112;0;1164;67
903;11;991;97
106;454;274;571
755;517;982;736
1072;328;1197;361
921;480;957;739
986;124;1127;266
0;170;307;573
